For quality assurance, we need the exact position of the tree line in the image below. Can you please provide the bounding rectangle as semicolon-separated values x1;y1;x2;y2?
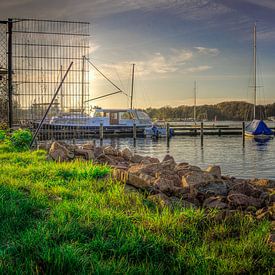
145;101;275;121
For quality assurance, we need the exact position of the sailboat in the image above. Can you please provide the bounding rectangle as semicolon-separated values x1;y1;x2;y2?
245;23;273;139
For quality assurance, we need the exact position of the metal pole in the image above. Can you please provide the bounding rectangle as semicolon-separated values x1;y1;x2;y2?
30;62;73;147
242;121;245;146
194;80;196;123
81;55;85;113
7;18;13;129
200;122;204;147
253;23;256;120
99;122;103;141
130;63;135;110
166;123;170;139
133;122;136;140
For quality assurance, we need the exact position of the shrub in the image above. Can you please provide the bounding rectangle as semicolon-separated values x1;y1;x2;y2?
7;129;32;151
0;130;6;142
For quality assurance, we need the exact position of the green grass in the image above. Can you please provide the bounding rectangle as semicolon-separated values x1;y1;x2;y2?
0;144;273;274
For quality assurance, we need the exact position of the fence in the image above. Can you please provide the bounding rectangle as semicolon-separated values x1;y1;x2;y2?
0;18;90;140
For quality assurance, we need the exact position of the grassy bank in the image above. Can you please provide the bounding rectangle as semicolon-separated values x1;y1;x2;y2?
0;144;273;274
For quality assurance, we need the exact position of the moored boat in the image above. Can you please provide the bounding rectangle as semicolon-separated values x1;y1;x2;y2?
245;119;273;139
33;108;153;135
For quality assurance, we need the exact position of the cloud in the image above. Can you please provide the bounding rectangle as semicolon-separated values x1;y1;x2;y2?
194;47;220;56
0;0;233;22
97;48;194;78
242;0;275;10
185;65;212;73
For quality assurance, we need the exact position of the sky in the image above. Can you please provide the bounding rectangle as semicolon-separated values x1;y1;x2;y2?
1;0;275;109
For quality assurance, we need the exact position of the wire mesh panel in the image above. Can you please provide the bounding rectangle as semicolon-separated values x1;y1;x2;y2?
0;23;8;127
11;18;90;140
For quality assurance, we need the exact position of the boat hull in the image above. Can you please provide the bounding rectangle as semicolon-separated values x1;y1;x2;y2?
32;122;151;139
245;131;274;139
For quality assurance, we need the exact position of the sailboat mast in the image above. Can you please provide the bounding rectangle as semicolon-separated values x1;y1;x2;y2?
130;63;135;110
253;23;256;120
194;80;197;122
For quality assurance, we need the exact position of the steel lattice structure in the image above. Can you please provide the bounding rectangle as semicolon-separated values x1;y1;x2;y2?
0;18;90;137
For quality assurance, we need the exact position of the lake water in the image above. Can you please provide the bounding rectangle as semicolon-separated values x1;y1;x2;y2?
76;135;275;180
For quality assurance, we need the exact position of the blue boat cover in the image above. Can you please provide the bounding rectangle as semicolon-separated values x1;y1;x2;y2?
245;119;273;135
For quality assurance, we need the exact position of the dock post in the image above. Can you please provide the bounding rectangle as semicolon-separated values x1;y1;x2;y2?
200;122;204;147
166;123;170;139
242;121;245;146
99;123;103;145
133;123;137;140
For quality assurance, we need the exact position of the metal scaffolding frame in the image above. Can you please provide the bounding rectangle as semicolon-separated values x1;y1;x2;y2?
0;18;90;137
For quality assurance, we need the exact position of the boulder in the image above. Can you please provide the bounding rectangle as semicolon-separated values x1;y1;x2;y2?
103;146;119;156
49;141;74;162
96;154;117;165
113;168;129;183
251;178;275;188
153;176;183;195
203;196;228;209
227;193;262;209
130;154;144;163
197;181;228;197
128;172;155;189
93;147;104;158
229;182;262;198
82;141;95;151
206;165;221;179
181;171;213;187
140;156;160;165
74;148;95;160
121;147;133;161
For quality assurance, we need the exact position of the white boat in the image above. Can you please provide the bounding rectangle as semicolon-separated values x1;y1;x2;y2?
35;108;152;134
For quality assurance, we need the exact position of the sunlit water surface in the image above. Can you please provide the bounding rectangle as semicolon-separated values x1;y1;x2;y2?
74;135;275;180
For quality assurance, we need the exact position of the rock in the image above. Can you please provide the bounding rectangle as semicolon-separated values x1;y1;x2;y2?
128;172;155;189
139;163;161;177
203;196;228;209
197;181;228;197
140;156;160;165
181;171;213;187
162;154;175;163
206;165;221;179
82;141;95;151
230;182;262;198
130;154;144;163
153;176;183;195
103;146;119;156
112;168;129;183
121;147;133;161
74;148;95;160
251;178;275;188
49;141;74;162
93;147;104;158
227;193;262;209
96;154;117;165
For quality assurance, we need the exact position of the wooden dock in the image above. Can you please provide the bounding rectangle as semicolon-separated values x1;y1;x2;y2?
33;122;275;140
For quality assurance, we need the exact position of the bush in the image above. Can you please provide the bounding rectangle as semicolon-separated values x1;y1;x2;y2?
0;130;6;142
7;129;32;151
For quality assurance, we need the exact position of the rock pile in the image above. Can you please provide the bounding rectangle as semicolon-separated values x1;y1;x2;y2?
45;141;275;220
